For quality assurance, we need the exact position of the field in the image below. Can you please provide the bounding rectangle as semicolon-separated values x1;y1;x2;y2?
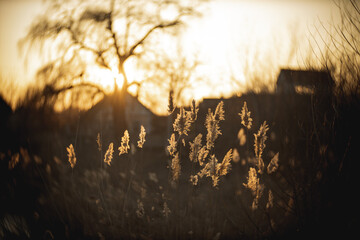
1;92;358;240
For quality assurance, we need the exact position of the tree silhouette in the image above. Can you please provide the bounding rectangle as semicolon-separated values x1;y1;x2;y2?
309;0;360;96
140;45;202;111
21;0;205;137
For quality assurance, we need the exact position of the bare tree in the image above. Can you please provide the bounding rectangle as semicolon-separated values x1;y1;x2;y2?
20;0;206;136
139;44;202;112
309;0;360;97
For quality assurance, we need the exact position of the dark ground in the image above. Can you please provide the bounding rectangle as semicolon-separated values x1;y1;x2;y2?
1;93;359;239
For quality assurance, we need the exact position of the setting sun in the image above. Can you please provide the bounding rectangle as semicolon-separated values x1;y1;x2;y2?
1;0;337;111
86;67;122;92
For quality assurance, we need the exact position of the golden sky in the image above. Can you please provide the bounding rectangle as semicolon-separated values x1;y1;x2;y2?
0;0;338;111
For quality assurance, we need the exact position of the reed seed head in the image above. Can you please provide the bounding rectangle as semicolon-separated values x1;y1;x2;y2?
173;107;192;136
96;133;101;151
67;144;76;168
189;134;202;163
205;101;225;150
137;125;146;148
239;101;252;129
167;133;177;156
104;142;114;166
267;152;279;174
171;152;181;181
218;149;233;176
119;130;130;155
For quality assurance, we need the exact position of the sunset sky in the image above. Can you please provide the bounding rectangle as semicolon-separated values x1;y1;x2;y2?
0;0;339;111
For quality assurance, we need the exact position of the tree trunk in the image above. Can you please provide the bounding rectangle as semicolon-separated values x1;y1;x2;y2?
112;86;127;143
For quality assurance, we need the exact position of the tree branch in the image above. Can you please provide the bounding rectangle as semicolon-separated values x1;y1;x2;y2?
43;82;106;97
127;20;180;58
65;24;111;69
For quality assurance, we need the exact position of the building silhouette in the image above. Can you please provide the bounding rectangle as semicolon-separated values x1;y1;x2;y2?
276;69;334;95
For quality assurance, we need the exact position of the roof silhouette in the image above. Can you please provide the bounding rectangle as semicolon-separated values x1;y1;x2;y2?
276;69;334;94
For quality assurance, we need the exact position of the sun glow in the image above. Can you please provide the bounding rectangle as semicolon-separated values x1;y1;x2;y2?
0;0;338;114
85;67;122;93
84;56;144;94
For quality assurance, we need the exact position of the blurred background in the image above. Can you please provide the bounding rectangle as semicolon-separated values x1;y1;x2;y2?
1;0;359;239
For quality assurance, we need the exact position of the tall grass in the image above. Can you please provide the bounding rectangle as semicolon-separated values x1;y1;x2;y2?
2;94;356;239
53;100;281;238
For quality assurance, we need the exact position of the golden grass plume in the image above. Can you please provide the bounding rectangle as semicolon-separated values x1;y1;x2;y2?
66;144;76;168
137;125;146;148
119;130;130;155
104;142;114;166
